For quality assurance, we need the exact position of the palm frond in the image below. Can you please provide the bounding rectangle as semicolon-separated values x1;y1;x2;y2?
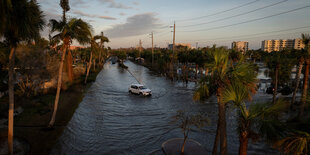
247;100;289;143
274;131;310;155
222;83;250;106
94;35;109;44
2;0;45;46
49;19;64;33
193;81;210;101
68;18;92;44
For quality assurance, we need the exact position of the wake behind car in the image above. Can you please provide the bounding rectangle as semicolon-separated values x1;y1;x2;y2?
129;84;152;96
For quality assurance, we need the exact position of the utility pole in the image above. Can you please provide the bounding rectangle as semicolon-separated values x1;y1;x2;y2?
170;22;176;81
150;32;154;66
139;39;142;57
172;22;176;54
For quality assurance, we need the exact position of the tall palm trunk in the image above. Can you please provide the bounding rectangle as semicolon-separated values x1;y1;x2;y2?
273;64;279;104
299;59;309;118
8;47;15;155
219;101;227;155
84;51;93;84
239;131;249;155
292;59;303;105
66;50;73;82
215;88;227;155
49;43;67;127
212;117;220;155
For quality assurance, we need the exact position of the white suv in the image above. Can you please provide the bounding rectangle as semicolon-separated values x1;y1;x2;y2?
128;84;152;96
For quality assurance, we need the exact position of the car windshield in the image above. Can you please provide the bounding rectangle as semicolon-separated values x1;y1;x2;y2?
139;86;147;89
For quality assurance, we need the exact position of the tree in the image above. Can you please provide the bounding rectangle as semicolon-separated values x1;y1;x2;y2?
291;49;305;106
222;83;289;155
193;48;257;155
48;17;91;127
172;110;209;155
275;131;310;155
58;0;74;82
299;33;310;119
96;32;109;67
264;51;294;104
0;0;45;154
60;0;70;23
85;34;99;84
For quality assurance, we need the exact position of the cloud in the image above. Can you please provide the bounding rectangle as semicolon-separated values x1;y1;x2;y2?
98;0;132;9
132;1;139;5
71;0;89;8
72;10;116;20
119;12;126;16
40;10;62;38
105;13;162;38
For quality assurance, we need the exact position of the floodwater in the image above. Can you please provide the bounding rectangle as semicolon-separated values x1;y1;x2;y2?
51;61;278;155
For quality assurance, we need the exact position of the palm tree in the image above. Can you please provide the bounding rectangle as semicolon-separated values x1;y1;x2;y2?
0;0;44;154
60;0;70;23
222;83;289;155
58;0;75;82
193;48;257;155
264;51;294;104
48;17;91;127
291;49;305;106
274;130;310;155
97;32;109;67
299;33;310;119
84;34;99;84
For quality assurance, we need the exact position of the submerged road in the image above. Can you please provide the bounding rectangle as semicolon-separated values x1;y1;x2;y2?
51;61;276;155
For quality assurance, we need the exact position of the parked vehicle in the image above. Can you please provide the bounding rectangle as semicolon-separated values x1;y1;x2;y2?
128;84;152;96
266;85;292;95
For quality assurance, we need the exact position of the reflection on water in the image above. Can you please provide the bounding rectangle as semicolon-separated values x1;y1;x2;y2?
51;61;278;155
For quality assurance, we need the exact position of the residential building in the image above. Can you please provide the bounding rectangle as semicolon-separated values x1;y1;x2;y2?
294;38;305;50
168;43;191;50
69;46;85;50
261;39;304;52
231;41;248;53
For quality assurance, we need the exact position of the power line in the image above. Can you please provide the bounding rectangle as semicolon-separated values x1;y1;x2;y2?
155;25;171;30
155;30;172;37
177;0;261;22
154;29;168;35
179;5;310;32
179;0;288;28
179;25;310;42
179;28;310;43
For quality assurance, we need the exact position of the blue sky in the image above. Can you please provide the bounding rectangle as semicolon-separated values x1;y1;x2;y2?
38;0;310;49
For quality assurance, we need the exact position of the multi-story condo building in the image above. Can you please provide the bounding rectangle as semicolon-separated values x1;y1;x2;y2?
294;38;305;50
231;41;248;53
261;39;305;52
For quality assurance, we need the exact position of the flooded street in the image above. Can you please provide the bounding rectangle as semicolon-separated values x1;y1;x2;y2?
52;61;277;155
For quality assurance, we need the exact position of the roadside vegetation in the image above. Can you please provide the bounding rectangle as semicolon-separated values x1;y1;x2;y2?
0;0;109;154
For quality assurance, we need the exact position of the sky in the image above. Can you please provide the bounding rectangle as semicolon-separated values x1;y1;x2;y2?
38;0;310;49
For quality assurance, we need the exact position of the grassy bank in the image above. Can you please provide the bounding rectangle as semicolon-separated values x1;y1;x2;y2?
0;69;101;154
